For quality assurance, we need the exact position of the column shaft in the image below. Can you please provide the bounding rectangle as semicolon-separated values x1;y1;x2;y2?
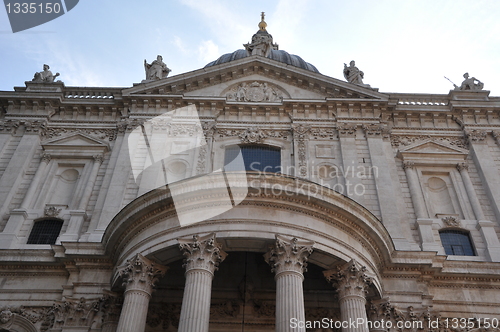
177;233;226;332
116;289;151;332
265;235;314;332
276;272;306;332
78;155;103;210
178;269;213;332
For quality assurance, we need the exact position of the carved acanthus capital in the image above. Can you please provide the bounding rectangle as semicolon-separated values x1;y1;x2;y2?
337;123;357;138
465;129;487;143
117;254;167;295
41;153;51;163
456;162;469;172
324;259;372;300
93;154;104;164
179;233;227;275
23;120;46;135
117;118;145;133
264;235;314;277
362;124;391;138
402;161;415;170
292;124;311;140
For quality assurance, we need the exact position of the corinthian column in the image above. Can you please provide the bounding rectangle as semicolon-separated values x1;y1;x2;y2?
265;235;314;332
115;254;167;332
324;260;372;332
177;233;227;332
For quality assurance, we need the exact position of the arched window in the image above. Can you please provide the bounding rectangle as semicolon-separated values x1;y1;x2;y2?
439;230;475;256
224;145;281;173
27;219;63;244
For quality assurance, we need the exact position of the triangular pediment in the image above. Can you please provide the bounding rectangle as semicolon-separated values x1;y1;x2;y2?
42;133;110;157
123;56;388;102
398;139;469;162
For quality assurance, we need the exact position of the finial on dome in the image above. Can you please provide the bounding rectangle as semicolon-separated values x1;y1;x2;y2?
259;12;267;31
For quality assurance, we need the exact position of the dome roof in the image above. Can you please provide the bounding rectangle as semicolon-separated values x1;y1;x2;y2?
204;13;320;74
204;49;320;73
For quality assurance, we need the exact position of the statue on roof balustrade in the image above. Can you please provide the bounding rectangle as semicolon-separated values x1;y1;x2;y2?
144;55;171;81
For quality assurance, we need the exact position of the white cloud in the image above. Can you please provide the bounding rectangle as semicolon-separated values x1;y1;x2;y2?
174;35;189;54
198;40;220;63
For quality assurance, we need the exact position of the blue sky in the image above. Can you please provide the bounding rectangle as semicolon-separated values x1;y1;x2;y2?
1;0;499;95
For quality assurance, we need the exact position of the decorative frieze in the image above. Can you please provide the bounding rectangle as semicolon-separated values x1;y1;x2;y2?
217;127;290;143
146;303;181;330
391;135;468;149
0;119;20;134
224;81;284;102
44;127;118;141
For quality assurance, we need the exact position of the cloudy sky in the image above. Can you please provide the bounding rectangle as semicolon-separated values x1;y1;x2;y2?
1;0;499;95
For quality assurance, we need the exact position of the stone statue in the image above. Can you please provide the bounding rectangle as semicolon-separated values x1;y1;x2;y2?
455;72;484;91
144;55;171;81
244;12;278;57
343;60;366;85
32;64;60;83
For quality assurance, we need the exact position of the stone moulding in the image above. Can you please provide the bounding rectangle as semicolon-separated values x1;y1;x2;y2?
222;81;289;103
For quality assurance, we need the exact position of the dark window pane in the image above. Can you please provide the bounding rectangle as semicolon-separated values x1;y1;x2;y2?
439;230;475;256
27;219;63;244
224;145;281;173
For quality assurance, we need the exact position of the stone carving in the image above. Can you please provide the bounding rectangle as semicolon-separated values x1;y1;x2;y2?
32;64;60;83
0;309;13;324
343;60;370;87
402;161;416;170
93;154;104;164
51;297;101;329
455;73;484;91
310;127;336;139
336;123;357;137
44;127;118;141
456;162;469;172
363;123;391;138
144;55;171;81
442;216;461;227
0;120;20;134
324;259;372;299
41;153;52;163
23;120;46;134
178;233;227;274
293;125;311;177
117;253;167;295
44;205;61;217
465;129;487;142
254;300;275;318
243;12;278;57
225;81;283;102
210;301;239;318
264;235;314;276
391;135;468;149
217;127;290;143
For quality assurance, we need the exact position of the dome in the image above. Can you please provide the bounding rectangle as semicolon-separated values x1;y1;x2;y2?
204;13;320;74
204;49;320;73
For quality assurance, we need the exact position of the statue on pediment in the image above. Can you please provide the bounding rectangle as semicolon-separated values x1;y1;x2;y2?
455;72;484;91
32;64;60;83
343;60;369;86
144;55;171;81
244;12;278;57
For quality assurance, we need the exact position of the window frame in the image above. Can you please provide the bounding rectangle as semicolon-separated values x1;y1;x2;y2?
439;229;476;256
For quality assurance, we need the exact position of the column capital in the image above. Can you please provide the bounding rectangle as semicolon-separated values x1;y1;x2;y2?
178;233;227;275
41;152;51;163
456;162;469;172
402;160;415;170
116;253;167;296
465;128;487;143
324;259;372;300
337;123;357;138
265;234;314;278
93;154;104;164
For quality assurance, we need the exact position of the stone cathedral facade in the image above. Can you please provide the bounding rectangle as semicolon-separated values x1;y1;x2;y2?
0;17;500;332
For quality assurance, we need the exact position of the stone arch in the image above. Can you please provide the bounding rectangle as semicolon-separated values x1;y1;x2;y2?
103;173;394;297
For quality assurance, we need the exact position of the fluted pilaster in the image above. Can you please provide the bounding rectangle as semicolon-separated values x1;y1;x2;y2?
265;235;314;332
324;259;372;332
177;233;227;332
115;254;167;332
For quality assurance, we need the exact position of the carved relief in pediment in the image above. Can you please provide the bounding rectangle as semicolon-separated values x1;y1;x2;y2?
222;81;289;103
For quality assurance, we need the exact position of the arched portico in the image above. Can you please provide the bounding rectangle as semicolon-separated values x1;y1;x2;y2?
103;173;394;332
